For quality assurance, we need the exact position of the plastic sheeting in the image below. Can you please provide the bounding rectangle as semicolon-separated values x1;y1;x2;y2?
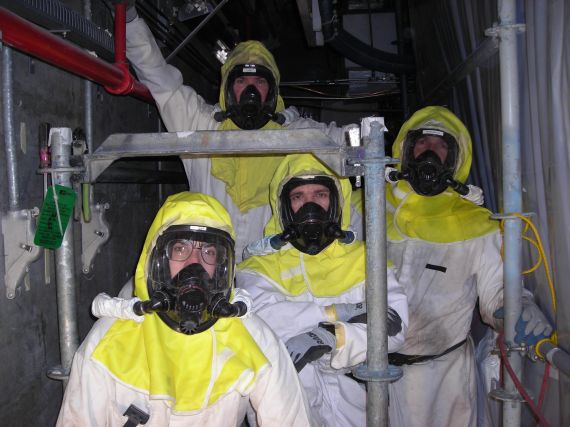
409;0;569;425
521;1;570;426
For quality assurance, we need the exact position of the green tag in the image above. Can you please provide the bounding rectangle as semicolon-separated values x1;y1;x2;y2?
34;185;77;249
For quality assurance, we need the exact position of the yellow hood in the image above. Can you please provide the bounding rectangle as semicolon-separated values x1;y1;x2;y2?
219;40;285;113
92;192;268;412
137;192;235;302
387;106;498;242
211;41;287;213
392;105;472;182
264;153;353;236
239;154;365;298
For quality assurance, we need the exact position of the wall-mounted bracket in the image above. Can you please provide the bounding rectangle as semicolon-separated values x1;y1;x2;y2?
2;208;43;299
81;202;110;274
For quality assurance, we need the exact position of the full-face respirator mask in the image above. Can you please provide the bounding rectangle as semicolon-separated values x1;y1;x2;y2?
135;225;246;335
392;128;467;197
215;64;284;129
276;176;353;255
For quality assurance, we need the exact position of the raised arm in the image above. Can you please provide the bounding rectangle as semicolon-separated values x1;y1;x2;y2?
125;14;217;131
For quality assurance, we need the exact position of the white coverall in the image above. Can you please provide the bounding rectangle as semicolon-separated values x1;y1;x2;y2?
57;314;313;427
237;154;408;427
383;106;504;427
126;17;360;260
57;192;314;427
387;233;503;427
238;267;408;427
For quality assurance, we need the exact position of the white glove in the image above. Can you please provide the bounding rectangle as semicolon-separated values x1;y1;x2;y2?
91;292;145;323
334;302;366;322
460;184;484;206
280;106;300;125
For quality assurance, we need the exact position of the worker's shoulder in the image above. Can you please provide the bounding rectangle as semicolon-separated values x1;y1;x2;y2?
240;313;282;349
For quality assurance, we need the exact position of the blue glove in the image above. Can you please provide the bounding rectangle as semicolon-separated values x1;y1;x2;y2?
285;327;336;372
494;301;553;346
335;302;366;322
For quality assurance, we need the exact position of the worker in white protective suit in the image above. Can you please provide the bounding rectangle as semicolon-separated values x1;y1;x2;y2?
124;5;361;260
57;192;314;427
382;106;553;427
237;154;408;427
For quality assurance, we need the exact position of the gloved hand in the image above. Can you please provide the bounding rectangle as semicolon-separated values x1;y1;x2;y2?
285;326;336;372
460;184;484;206
347;307;403;337
334;302;366;322
280;106;300;125
494;301;553;346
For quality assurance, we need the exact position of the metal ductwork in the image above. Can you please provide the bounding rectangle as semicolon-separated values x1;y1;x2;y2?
0;7;153;102
0;0;115;61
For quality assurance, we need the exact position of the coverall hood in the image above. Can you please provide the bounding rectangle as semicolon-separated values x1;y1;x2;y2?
136;192;235;300
387;107;498;242
238;154;366;298
264;153;353;236
392;105;471;183
92;192;268;412
219;40;285;114
211;41;287;213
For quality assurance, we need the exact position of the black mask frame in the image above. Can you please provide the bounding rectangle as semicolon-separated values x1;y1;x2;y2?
147;225;235;335
400;128;460;196
278;175;344;254
224;64;278;129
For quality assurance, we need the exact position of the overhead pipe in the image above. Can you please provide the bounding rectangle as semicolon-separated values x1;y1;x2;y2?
0;6;153;103
317;0;415;74
106;2;133;96
3;0;115;61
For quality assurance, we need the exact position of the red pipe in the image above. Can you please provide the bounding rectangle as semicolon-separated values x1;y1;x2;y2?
114;3;127;66
105;2;133;95
0;6;153;103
